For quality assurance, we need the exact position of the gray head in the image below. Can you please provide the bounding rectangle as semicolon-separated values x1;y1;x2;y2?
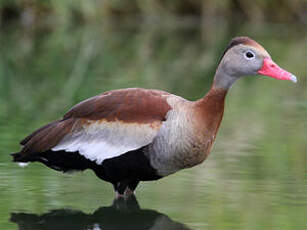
213;37;297;89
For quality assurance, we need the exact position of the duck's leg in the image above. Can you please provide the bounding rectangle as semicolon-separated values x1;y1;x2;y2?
114;181;129;198
125;180;139;196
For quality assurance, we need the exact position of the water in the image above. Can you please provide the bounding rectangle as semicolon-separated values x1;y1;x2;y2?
0;22;307;230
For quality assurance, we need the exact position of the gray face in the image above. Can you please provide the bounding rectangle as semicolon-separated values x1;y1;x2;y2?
220;44;270;77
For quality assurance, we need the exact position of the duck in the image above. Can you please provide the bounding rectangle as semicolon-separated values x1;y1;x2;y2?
11;37;297;197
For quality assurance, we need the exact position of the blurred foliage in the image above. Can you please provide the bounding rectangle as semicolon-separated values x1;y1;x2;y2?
0;0;307;28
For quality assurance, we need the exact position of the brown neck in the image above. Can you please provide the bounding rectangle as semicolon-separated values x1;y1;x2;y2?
195;87;227;132
197;87;227;109
195;60;232;117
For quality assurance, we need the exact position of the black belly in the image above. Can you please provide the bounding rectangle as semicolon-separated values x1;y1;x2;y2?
99;148;161;182
35;146;161;184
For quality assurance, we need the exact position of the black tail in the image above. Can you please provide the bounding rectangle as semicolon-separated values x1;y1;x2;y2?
11;150;99;173
11;152;28;162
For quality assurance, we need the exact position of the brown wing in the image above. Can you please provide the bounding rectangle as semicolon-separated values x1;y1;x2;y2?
20;88;172;162
63;88;171;123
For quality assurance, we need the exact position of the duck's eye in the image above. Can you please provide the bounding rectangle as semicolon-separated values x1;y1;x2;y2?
244;50;255;60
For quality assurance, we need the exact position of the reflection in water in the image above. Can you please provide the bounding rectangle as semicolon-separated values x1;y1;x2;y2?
10;195;191;230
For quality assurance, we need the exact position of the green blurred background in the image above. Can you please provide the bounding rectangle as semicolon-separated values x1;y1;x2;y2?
0;1;307;230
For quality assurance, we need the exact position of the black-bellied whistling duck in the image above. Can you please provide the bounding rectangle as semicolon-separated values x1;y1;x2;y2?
12;37;297;197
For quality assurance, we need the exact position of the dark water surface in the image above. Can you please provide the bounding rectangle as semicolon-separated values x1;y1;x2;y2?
0;22;307;229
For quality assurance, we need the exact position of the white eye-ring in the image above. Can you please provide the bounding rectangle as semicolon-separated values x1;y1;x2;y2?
244;50;255;60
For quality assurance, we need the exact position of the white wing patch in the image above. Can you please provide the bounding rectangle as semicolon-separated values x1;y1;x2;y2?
52;121;160;164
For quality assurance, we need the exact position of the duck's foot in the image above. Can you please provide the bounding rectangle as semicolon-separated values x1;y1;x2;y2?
124;187;135;196
114;187;135;199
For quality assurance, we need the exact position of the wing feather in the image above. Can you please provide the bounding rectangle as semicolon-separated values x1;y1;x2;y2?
52;120;161;164
20;88;172;163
